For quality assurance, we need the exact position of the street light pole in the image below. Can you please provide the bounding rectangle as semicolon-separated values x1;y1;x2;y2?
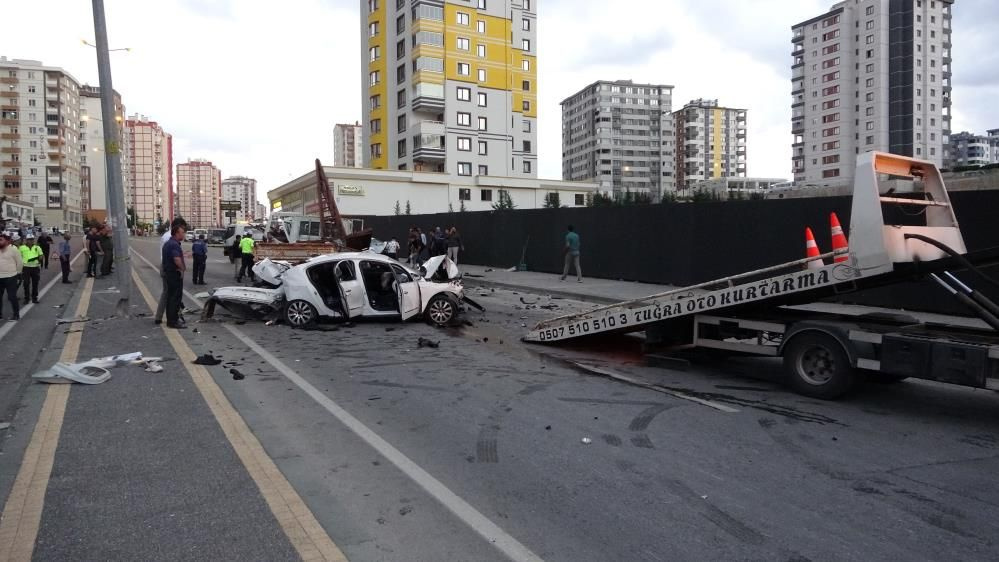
91;0;131;316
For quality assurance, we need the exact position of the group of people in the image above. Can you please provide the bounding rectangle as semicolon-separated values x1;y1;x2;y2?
84;225;115;279
0;229;75;321
404;226;463;266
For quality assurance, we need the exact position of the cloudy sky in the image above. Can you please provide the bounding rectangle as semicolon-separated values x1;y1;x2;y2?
2;0;996;204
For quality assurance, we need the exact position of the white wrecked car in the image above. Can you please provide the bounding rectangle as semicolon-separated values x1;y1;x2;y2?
203;253;481;328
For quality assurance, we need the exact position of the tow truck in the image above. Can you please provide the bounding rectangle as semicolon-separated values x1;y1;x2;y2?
524;152;999;399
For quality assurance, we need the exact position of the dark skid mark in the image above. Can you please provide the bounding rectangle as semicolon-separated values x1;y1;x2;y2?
661;478;767;547
630;435;654;449
628;404;673;432
476;438;498;463
361;381;455;393
558;397;663;407
714;385;776;392
602;434;622;446
517;383;550;396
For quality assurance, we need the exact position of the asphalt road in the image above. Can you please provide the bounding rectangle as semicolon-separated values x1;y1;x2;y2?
62;239;999;559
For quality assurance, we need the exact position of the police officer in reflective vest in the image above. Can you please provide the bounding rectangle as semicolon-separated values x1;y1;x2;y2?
237;231;256;283
19;234;43;304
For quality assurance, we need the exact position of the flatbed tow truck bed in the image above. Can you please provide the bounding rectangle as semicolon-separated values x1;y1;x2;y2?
524;152;999;399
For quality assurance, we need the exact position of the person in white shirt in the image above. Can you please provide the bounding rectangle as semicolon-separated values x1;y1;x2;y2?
384;237;401;260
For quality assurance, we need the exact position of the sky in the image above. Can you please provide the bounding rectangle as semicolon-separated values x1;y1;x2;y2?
1;0;996;204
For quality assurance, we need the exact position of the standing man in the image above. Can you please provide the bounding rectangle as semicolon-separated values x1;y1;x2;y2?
560;224;582;283
155;218;188;325
36;230;52;269
237;230;256;283
191;234;208;285
58;232;73;284
230;234;242;280
162;224;187;329
100;225;114;277
384;237;400;261
85;226;102;277
0;233;23;320
446;227;463;265
19;234;43;303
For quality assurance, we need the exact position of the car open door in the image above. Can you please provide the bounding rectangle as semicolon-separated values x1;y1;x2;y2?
336;260;365;318
393;264;421;320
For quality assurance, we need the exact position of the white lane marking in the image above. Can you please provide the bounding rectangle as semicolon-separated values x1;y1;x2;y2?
0;250;86;344
130;248;545;562
571;362;740;414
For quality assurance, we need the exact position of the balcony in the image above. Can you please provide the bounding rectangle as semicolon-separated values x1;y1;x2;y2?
0;133;19;140
0;90;17;98
0;77;18;85
45;79;59;89
413;133;445;161
412;120;445;135
412;94;445;112
45;91;59;101
0;147;20;153
1;160;18;168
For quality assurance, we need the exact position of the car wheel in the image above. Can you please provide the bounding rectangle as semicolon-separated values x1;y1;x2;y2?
285;299;318;327
783;332;857;400
426;294;458;327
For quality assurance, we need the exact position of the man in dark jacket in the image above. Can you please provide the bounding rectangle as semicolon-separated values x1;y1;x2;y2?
99;225;114;277
36;231;52;269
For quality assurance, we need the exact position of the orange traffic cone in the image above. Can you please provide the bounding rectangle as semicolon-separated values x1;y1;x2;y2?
830;212;848;263
805;227;824;270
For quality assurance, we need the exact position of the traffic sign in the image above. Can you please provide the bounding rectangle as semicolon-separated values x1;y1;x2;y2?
220;200;242;211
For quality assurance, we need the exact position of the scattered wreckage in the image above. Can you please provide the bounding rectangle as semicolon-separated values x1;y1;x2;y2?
202;252;483;328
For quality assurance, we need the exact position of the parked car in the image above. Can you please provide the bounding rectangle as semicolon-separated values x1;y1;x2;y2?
202;253;480;328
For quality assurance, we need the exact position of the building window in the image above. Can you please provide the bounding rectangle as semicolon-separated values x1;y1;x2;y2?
478;68;487;82
822;155;840;165
524;0;530;9
522;18;531;31
866;78;874;88
396;64;405;83
522;59;530;71
523;160;532;174
477;20;486;33
370;119;382;133
369;71;380;86
477;116;487;131
477;0;486;8
822;44;840;55
369;46;380;61
822;99;840;110
523;120;531;132
866;20;874;30
822;30;839;41
865;92;874;102
866;5;874;15
397;114;407;132
522;39;531;51
480;188;492;201
458;162;472;176
522;140;531;152
866;35;874;44
398;139;407;157
370;94;381;109
522;80;531;92
457;112;471;126
396;14;405;33
457;137;471;151
822;141;840;150
369;22;379;37
456;12;469;25
457;62;470;75
477;44;486;58
397;39;405;58
865;107;874;116
457;86;471;101
477;92;487;106
459;188;471;200
822;169;841;179
478;140;487;155
397;89;407;107
370;143;382;158
522;100;530;112
478;165;489;176
457;37;470;50
368;0;378;12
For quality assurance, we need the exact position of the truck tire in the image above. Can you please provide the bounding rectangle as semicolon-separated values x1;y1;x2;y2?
426;294;459;327
782;332;857;399
285;300;318;328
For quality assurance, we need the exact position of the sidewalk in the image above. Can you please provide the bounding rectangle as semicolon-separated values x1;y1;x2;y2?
459;264;673;304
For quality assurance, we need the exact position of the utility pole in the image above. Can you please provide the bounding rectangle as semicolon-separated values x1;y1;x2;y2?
91;0;131;316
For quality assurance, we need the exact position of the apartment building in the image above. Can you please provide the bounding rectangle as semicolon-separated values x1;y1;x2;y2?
79;85;129;221
361;0;538;178
221;175;258;223
176;159;222;229
0;57;83;232
673;99;747;191
125;115;173;226
561;80;675;198
791;0;954;185
334;122;364;168
945;130;999;168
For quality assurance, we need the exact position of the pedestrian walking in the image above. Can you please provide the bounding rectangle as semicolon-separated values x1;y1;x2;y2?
19;234;43;303
162;224;187;329
0;233;23;321
85;226;102;277
560;224;582;283
36;231;52;269
446;227;463;265
418;228;431;263
408;229;424;266
385;237;400;261
237;231;256;283
230;234;243;280
58;232;72;284
192;234;208;285
100;225;114;277
155;218;188;325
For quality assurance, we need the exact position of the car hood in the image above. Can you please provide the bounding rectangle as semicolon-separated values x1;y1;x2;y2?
421;255;460;281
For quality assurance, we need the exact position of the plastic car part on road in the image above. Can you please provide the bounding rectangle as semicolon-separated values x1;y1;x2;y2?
33;363;112;385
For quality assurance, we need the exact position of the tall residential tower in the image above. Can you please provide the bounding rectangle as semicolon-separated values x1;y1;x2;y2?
176;159;222;229
361;0;538;178
561;80;675;197
0;57;83;232
791;0;953;185
333;122;363;168
79;85;128;222
673;99;747;191
221;175;258;223
125;114;173;226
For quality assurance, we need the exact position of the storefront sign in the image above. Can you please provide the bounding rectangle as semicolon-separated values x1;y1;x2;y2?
337;184;364;196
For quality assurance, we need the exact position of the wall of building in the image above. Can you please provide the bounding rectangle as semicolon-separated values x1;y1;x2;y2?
79;85;127;218
176;159;221;229
674;99;747;190
333;123;363;168
221;176;258;223
125;115;173;226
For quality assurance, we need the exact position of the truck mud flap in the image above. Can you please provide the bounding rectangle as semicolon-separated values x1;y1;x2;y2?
462;296;485;312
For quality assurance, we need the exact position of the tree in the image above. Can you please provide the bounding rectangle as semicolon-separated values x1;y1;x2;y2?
659;191;678;205
448;202;454;213
691;190;722;203
491;189;515;210
592;192;615;207
404;200;412;215
585;192;594;207
126;206;137;228
394;200;401;216
543;192;561;208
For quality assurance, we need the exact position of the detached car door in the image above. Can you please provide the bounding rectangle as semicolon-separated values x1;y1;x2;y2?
392;264;421;320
